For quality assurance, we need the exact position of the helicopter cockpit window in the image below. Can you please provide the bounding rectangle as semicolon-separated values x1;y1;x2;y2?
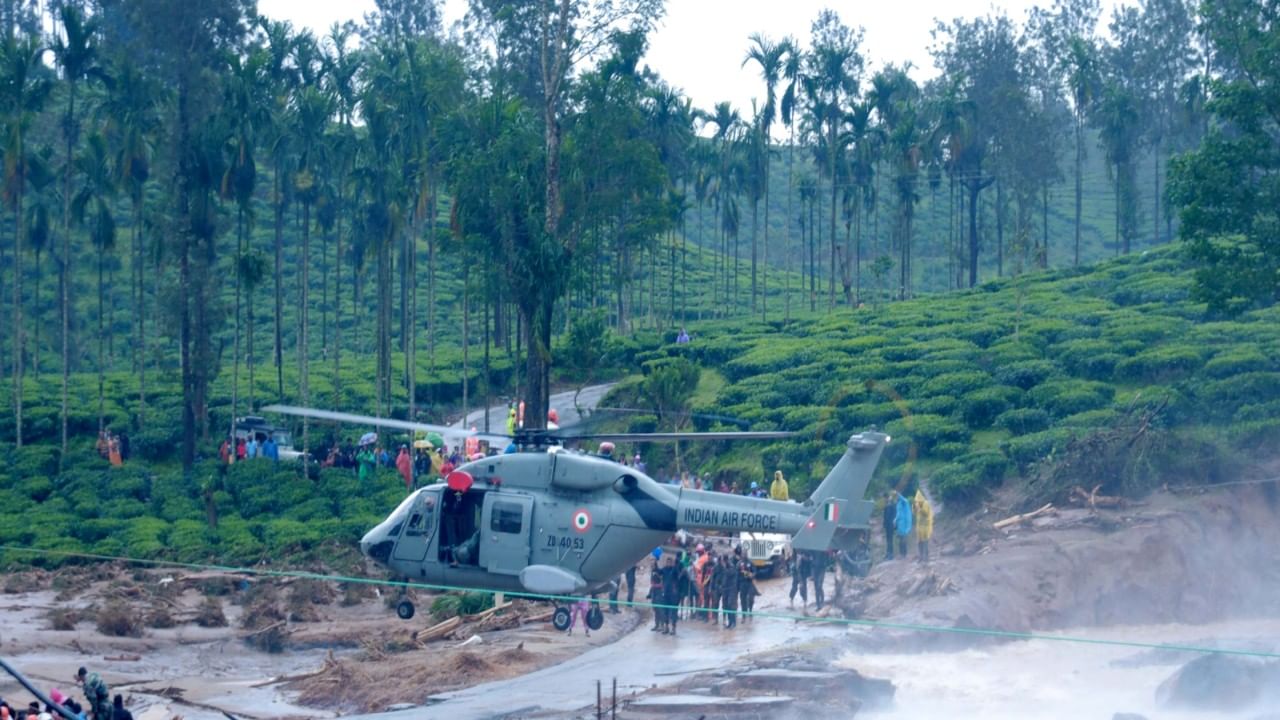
491;501;522;534
406;495;437;537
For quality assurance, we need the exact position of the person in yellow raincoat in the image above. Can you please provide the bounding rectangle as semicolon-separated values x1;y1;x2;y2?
914;489;934;563
770;470;789;501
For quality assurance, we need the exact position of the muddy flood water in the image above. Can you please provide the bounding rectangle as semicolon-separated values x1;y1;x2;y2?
846;618;1280;720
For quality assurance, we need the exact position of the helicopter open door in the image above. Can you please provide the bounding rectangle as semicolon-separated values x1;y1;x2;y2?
480;493;533;575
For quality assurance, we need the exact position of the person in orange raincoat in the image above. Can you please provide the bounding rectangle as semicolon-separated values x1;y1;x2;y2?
108;437;123;467
395;446;413;492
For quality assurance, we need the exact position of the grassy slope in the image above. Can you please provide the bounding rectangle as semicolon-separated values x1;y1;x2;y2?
5;243;1279;570
628;246;1280;504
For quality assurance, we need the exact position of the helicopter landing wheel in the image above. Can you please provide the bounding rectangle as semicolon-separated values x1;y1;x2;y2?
586;605;604;631
552;606;572;632
396;599;415;621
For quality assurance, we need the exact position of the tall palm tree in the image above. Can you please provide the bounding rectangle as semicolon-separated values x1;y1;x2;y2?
742;33;784;317
71;132;117;434
704;102;740;312
797;173;818;309
28;188;52;378
291;74;335;464
261;18;297;402
220;46;264;435
778;36;802;318
322;22;361;408
52;3;106;464
1;34;52;447
844;99;879;304
869;66;923;300
237;251;268;411
100;60;160;426
1064;36;1099;266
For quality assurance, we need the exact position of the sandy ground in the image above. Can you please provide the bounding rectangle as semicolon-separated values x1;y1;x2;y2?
0;572;643;718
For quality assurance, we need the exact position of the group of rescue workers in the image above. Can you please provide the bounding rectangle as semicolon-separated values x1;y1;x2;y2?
640;543;765;634
0;667;131;720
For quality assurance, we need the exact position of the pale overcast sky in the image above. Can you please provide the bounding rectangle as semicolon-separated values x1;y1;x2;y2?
258;0;1124;117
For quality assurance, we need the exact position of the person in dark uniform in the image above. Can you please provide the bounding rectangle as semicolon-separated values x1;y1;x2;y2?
648;561;666;632
609;574;624;614
720;555;740;628
708;554;727;625
624;564;637;605
789;551;811;607
660;557;683;636
738;555;759;621
882;491;897;560
810;551;828;610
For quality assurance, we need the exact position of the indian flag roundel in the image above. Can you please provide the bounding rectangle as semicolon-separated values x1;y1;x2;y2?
824;501;839;523
572;508;592;533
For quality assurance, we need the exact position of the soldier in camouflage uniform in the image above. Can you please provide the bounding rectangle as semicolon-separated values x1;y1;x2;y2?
77;666;111;720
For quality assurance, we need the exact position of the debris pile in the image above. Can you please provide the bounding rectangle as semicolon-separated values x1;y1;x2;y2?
412;600;551;646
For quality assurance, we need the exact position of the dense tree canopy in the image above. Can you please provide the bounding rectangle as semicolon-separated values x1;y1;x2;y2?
0;0;1264;462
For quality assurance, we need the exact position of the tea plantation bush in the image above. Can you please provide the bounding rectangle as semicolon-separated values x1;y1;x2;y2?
960;386;1022;429
994;360;1059;390
884;414;970;455
995;407;1052;435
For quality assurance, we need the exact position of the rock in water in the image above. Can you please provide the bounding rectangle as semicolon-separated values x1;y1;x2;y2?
1155;654;1280;711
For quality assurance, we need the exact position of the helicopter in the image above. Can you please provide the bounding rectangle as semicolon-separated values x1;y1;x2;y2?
264;404;888;631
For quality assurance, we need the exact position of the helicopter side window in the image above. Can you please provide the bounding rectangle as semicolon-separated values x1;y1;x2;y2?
490;501;523;534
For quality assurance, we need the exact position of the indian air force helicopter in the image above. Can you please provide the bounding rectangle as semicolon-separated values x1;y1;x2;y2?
264;404;889;630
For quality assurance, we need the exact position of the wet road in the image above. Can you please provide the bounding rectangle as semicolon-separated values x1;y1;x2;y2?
452;384;616;436
349;575;844;720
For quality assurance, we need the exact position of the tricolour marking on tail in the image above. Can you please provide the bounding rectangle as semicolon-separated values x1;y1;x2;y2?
791;431;888;552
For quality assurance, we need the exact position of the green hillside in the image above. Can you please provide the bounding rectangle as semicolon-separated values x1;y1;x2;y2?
4;239;1278;571
619;245;1280;507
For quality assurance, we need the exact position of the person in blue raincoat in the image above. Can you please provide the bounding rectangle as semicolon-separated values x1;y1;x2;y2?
894;490;914;558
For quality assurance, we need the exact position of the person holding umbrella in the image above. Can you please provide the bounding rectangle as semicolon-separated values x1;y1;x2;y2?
356;433;377;484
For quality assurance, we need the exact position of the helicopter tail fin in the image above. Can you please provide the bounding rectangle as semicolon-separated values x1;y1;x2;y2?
791;431;888;551
811;431;888;507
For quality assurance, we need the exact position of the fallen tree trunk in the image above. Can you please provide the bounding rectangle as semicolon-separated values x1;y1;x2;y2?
1071;485;1124;510
523;609;555;624
241;621;286;639
464;601;511;623
413;616;462;644
994;503;1054;530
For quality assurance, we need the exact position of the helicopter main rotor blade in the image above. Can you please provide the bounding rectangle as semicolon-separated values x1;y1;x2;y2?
262;405;487;440
552;430;796;443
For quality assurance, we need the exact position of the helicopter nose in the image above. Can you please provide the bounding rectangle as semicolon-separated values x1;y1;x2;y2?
360;527;394;565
